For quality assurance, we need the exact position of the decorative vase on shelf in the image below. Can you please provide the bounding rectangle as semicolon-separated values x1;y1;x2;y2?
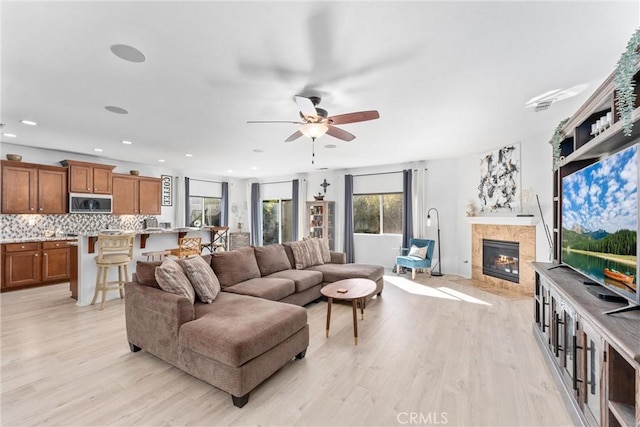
313;193;324;201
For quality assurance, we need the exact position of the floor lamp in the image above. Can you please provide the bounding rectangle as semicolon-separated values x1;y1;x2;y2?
427;207;443;276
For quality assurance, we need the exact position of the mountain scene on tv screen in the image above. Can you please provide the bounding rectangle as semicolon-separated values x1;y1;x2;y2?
561;144;637;293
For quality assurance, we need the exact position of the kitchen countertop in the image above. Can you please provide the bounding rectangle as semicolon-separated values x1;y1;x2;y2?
0;236;79;244
0;228;206;246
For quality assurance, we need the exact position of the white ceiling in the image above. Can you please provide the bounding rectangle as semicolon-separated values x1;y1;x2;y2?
1;1;638;178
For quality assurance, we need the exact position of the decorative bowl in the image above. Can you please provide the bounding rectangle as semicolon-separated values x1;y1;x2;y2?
313;193;325;201
6;154;22;161
129;170;140;176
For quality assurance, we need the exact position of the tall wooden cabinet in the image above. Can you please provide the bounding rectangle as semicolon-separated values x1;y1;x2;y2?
1;161;67;214
112;173;161;215
306;201;335;250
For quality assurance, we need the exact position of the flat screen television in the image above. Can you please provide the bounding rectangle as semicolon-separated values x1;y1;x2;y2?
561;143;638;314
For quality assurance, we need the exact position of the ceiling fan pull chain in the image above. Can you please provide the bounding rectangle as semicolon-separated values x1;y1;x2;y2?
311;137;316;164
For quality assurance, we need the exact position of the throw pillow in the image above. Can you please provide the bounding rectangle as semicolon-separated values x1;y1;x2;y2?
408;244;428;259
155;258;195;303
178;256;220;303
305;238;324;266
315;237;331;263
289;240;313;270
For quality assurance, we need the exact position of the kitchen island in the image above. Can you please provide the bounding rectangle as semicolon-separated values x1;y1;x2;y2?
75;227;208;306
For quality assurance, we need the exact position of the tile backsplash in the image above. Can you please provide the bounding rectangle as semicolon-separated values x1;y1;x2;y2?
1;214;157;239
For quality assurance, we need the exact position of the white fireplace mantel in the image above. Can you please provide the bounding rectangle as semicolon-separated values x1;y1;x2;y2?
466;216;539;226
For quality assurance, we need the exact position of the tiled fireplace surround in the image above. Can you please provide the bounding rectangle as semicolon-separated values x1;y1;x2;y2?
471;222;536;296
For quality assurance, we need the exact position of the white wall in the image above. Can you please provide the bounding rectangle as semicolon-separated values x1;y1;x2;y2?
454;135;554;277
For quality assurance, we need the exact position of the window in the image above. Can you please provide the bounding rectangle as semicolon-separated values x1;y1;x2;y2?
262;199;293;245
188;197;221;227
353;193;402;234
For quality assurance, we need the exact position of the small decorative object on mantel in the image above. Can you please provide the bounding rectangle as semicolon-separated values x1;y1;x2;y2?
465;201;477;217
129;170;140;176
518;187;534;217
5;154;22;161
614;27;640;137
313;193;325;201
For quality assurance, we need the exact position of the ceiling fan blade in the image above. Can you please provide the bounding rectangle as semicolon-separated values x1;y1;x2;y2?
247;120;303;124
294;96;318;118
285;130;303;142
326;125;355;142
328;110;380;125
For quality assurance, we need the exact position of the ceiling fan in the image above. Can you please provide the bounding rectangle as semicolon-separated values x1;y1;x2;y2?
247;95;380;143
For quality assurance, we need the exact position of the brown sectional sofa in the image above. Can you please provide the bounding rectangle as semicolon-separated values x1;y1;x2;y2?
125;242;384;408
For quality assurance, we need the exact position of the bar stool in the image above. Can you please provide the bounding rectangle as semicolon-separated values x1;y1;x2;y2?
92;233;135;310
168;237;202;259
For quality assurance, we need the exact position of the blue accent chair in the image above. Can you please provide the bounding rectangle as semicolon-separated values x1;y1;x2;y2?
395;238;435;280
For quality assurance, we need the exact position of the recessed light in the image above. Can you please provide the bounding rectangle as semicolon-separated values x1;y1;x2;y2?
158;159;165;163
2;133;16;138
94;148;103;152
227;169;233;173
110;44;146;63
121;140;133;145
251;166;258;170
106;106;129;114
21;120;37;126
185;153;193;157
324;144;336;149
252;149;264;153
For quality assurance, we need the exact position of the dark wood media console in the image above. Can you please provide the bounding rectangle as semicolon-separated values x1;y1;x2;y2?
533;262;639;427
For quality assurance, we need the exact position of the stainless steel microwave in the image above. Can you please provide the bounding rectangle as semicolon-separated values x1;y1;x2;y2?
69;193;113;214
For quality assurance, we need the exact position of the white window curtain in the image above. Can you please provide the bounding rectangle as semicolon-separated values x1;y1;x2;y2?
412;168;428;238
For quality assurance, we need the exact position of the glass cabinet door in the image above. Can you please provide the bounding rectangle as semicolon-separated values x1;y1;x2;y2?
581;321;603;426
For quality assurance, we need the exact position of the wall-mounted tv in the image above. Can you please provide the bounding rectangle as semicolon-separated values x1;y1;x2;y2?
561;143;638;314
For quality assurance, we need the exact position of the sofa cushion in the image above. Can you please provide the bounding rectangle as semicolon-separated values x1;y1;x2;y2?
306;263;384;283
254;244;292;276
266;269;324;293
210;246;261;288
155;258;196;303
223;277;295;301
178;256;221;303
135;260;162;288
183;292;307;367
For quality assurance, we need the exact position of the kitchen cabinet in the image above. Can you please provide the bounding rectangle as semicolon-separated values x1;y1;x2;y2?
61;159;115;194
1;161;67;214
2;241;72;290
112;174;161;215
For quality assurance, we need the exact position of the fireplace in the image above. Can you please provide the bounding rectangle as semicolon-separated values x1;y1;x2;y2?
482;239;519;283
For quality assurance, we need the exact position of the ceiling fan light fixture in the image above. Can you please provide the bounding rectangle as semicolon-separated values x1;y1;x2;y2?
299;123;328;140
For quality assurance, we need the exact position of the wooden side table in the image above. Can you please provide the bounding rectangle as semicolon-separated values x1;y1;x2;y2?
320;278;377;345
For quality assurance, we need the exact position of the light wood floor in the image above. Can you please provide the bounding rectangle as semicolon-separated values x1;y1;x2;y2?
1;272;575;426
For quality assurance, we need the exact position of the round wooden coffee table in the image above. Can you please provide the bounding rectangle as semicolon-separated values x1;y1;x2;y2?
320;278;377;345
